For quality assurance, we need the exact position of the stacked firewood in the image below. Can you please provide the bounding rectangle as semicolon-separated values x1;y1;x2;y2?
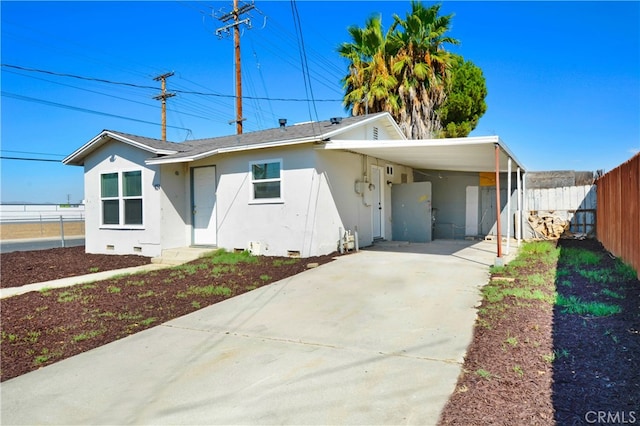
527;212;569;239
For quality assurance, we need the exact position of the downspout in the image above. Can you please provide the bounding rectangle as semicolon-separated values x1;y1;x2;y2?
495;143;503;264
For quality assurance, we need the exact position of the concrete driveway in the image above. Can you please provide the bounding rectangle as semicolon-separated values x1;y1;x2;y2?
1;240;499;425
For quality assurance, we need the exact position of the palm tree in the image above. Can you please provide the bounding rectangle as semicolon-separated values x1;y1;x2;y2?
389;2;459;138
339;2;459;139
338;15;399;116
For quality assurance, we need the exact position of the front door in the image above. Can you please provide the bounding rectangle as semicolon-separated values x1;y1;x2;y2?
371;165;384;239
192;166;217;245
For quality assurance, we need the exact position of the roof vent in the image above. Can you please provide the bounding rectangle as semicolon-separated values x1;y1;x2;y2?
278;118;287;128
330;117;343;125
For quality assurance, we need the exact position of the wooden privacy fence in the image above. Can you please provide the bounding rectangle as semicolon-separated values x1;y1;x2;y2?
597;153;640;279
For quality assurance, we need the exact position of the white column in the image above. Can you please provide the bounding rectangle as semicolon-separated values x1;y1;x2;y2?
517;166;522;245
506;158;512;255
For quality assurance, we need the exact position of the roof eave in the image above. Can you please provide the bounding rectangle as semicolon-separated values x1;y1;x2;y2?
146;136;321;165
63;130;178;166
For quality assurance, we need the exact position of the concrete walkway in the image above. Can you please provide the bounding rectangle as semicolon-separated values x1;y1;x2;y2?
1;240;505;425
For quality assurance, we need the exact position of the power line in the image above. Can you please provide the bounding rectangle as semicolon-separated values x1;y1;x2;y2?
0;156;62;163
1;149;65;157
2;91;191;131
1;63;342;102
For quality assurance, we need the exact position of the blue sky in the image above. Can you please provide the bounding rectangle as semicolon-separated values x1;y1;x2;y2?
1;1;638;204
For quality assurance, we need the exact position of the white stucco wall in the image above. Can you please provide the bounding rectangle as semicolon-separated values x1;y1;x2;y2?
159;163;190;250
83;142;162;257
190;144;346;257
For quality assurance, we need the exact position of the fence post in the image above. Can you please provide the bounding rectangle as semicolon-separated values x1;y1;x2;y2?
59;215;65;248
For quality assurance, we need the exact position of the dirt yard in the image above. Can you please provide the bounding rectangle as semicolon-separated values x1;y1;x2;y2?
0;221;85;240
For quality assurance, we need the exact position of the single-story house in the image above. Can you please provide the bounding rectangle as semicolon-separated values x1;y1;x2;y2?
63;112;526;258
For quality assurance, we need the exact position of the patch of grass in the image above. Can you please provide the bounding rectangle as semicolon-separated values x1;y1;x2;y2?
578;268;616;284
117;313;143;321
259;274;271;281
210;265;232;277
33;348;61;365
140;317;156;326
191;300;201;309
137;290;156;298
556;294;621;316
489;265;506;275
561;247;601;268
107;285;121;294
125;279;146;287
81;283;97;290
504;335;518;347
173;262;208;275
245;285;257;291
26;331;41;343
38;287;53;296
176;285;232;299
2;332;19;342
72;329;104;342
57;290;80;303
614;260;637;281
556;268;571;278
559;279;573;288
88;267;100;273
273;258;299;267
600;288;624;299
512;365;524;377
519;241;560;264
525;273;547;287
207;249;258;265
475;368;493;380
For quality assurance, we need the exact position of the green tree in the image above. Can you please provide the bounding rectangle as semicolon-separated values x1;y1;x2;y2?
388;1;458;138
437;55;487;137
339;2;461;139
338;15;399;116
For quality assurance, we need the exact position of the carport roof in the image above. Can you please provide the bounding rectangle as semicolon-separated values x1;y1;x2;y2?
320;136;526;172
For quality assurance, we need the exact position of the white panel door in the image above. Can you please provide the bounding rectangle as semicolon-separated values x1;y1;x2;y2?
371;165;384;239
192;166;217;245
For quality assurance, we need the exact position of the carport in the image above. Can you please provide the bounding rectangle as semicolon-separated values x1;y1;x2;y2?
321;136;527;263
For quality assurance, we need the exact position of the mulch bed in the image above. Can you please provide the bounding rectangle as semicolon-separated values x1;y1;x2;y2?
1;247;338;382
439;239;640;425
1;246;151;288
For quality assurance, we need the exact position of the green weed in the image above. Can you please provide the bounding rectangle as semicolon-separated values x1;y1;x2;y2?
578;268;616;284
191;301;201;309
57;291;80;303
600;288;624;299
88;267;100;273
176;285;232;298
614;260;637;281
207;249;258;265
273;258;299;267
561;247;601;268
140;317;156;326
504;335;518;347
512;365;524;377
125;279;146;287
26;331;41;343
475;369;493;380
556;294;621;316
259;274;271;281
72;329;104;342
107;285;121;294
137;290;156;298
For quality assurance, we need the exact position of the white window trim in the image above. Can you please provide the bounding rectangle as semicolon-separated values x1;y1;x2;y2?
249;158;284;204
99;170;145;229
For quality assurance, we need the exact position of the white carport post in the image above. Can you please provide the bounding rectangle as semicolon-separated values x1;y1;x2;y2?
494;143;503;264
517;166;522;246
506;158;512;255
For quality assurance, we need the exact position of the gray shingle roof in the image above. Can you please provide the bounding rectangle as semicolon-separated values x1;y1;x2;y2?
148;113;388;162
103;130;187;153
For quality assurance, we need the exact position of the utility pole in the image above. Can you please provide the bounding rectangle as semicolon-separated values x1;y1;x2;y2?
215;0;255;135
153;72;176;140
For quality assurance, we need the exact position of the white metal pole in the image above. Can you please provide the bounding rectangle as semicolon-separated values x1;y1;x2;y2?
517;166;522;245
506;158;512;255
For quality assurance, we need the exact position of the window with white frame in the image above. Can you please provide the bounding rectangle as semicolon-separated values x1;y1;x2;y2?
250;159;282;201
100;170;143;226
